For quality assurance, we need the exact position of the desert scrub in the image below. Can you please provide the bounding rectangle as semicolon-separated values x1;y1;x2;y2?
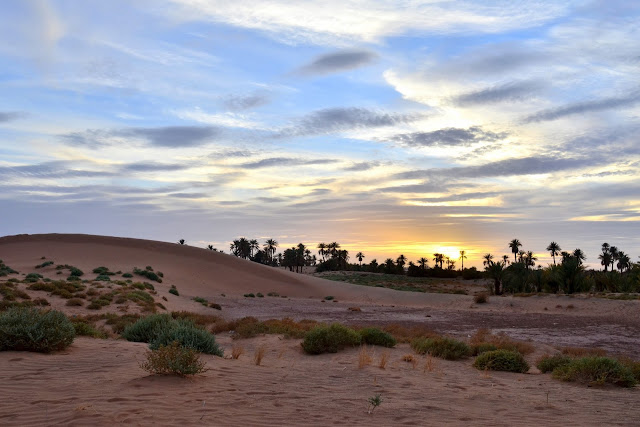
0;307;74;352
140;342;207;377
469;328;534;356
0;260;19;276
169;286;179;296
72;320;108;338
150;321;223;356
122;314;174;342
359;328;397;348
302;324;361;354
133;267;162;283
474;293;488;304
193;296;208;305
411;336;471;360
0;282;31;301
552;357;636;387
536;354;573;373
66;298;84;307
35;261;54;269
473;350;530;373
24;273;44;283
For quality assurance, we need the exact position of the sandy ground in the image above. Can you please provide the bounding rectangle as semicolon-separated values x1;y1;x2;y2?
1;234;639;425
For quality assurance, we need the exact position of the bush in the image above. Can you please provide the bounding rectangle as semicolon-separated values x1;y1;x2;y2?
134;267;162;283
122;273;133;278
66;298;84;307
140;342;207;376
122;314;174;343
169;287;179;296
474;349;530;373
244;293;255;298
471;342;498;356
0;307;75;352
552;357;636;387
95;274;111;281
359;328;396;348
35;261;54;269
193;296;208;305
536;354;573;373
72;320;108;338
411;336;471;360
302;324;361;354
150;322;223;356
474;293;488;304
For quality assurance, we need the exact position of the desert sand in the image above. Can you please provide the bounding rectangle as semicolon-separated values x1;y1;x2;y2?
0;234;639;426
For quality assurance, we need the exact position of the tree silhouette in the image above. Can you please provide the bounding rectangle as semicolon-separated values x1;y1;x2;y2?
502;255;510;265
459;250;467;270
264;239;278;263
609;246;619;271
356;252;365;266
509;239;522;263
396;254;407;269
546;242;561;265
207;245;213;250
433;253;444;269
178;239;185;245
525;251;537;269
317;243;327;262
572;248;586;266
418;257;429;270
485;260;505;295
483;253;493;266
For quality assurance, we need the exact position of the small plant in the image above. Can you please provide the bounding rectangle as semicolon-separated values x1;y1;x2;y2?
256;292;264;298
402;354;415;362
231;344;244;360
537;354;573;373
35;261;54;269
134;267;162;283
95;274;111;281
411;336;471;360
122;273;133;278
72;320;108;338
254;345;266;366
150;322;223;356
423;355;437;372
473;350;530;373
169;286;179;296
122;314;174;343
367;394;383;414
474;293;488;304
379;351;390;369
0;307;75;352
301;324;361;354
348;306;362;312
552;357;636;387
358;345;372;368
140;342;207;376
178;239;186;245
359;328;396;348
209;303;222;310
193;296;208;305
66;298;84;307
244;293;255;298
324;296;334;301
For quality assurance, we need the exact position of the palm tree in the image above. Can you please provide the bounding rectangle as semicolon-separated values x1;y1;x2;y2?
433;253;444;269
509;239;522;263
517;250;526;264
616;251;630;272
459;250;467;270
598;252;611;272
178;239;185;245
483;253;494;266
448;259;456;270
546;242;561;265
526;251;537;269
207;244;213;250
396;254;407;268
356;252;365;266
264;239;278;263
329;242;341;259
609;246;619;271
418;257;429;270
317;243;327;262
485;260;505;295
502;255;510;265
573;248;586;266
249;239;259;257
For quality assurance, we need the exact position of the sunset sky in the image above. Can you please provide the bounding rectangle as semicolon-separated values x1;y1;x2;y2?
1;1;639;268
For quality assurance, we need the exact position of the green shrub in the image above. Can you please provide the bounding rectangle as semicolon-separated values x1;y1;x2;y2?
324;296;334;301
122;314;174;343
95;274;111;281
552;357;636;387
0;307;74;352
256;292;264;298
25;273;43;282
122;273;133;278
209;303;222;310
471;343;498;356
244;293;255;298
35;261;54;269
411;336;471;360
0;260;18;276
474;350;530;373
193;296;208;305
72;321;108;338
302;324;361;354
140;342;207;376
169;287;179;296
150;322;223;356
66;298;84;307
359;328;396;348
134;267;162;283
537;354;573;373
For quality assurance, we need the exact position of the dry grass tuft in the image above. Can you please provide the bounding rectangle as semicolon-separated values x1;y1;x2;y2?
348;306;362;312
474;293;488;304
561;346;607;358
402;354;415;362
358;345;373;369
254;345;266;366
378;351;390;369
423;355;437;373
383;324;438;343
231;344;244;360
469;328;534;355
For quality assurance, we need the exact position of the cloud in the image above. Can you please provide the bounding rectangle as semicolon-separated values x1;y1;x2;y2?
296;49;377;76
279;107;422;137
523;90;640;123
223;94;270;110
454;81;545;106
411;191;503;203
234;157;338;169
120;162;192;173
0;161;115;179
388;126;507;147
396;155;602;180
61;126;220;148
342;161;381;171
0;112;24;123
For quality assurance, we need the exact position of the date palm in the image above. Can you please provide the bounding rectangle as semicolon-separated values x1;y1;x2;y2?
418;257;429;270
264;239;278;262
546;242;561;265
609;246;619;271
509;239;522;263
572;248;586;266
433;253;444;269
356;252;365;266
502;255;510;265
459;250;467;270
317;243;327;262
483;253;494;266
396;254;407;268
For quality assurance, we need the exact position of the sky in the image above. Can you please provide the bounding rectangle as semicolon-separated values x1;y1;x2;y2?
1;0;639;268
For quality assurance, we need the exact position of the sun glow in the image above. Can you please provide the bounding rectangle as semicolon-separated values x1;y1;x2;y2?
436;246;462;261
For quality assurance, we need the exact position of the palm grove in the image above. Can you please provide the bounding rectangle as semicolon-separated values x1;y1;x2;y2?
204;237;639;295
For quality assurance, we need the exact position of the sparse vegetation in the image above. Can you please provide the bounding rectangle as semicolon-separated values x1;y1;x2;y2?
301;323;361;354
0;260;19;276
411;336;471;360
169;286;179;296
552;357;636;387
140;342;207;377
359;327;397;348
473;349;530;373
537;354;573;373
0;307;75;352
469;328;534;356
474;293;488;304
367;394;383;414
254;345;266;365
35;261;54;269
134;267;162;283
